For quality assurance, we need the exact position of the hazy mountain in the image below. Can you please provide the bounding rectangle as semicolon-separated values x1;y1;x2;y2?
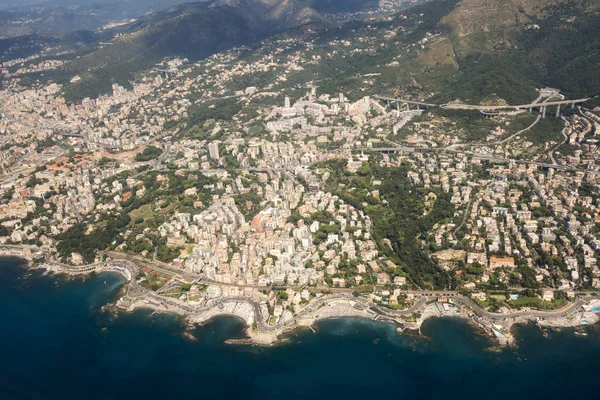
0;1;209;37
293;0;381;14
58;0;324;101
5;0;597;107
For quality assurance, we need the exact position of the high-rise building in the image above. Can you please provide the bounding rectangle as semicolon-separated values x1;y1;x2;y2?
208;142;220;160
284;96;291;109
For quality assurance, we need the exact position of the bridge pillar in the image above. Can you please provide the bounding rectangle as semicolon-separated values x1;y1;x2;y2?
555;104;561;118
406;103;410;111
541;106;546;119
571;102;575;109
395;101;400;111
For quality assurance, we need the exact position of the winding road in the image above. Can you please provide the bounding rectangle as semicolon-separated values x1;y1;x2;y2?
548;118;570;165
42;252;596;341
121;266;594;336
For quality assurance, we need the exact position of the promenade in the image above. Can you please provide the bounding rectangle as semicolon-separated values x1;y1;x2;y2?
22;251;600;346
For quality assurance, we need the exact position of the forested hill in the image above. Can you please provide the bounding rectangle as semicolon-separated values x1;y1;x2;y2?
5;0;598;106
424;0;600;104
284;0;600;106
58;0;325;102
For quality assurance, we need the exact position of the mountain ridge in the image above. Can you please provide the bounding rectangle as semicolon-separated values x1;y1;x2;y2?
59;0;325;101
414;0;600;104
4;0;598;107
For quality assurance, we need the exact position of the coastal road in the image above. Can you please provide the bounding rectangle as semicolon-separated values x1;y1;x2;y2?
103;251;461;297
454;296;585;320
99;251;593;335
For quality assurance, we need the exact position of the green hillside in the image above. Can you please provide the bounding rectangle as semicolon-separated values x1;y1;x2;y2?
7;0;597;107
59;0;324;102
290;0;600;105
425;0;600;104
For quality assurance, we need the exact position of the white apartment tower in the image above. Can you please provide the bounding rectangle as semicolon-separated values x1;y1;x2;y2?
208;142;220;160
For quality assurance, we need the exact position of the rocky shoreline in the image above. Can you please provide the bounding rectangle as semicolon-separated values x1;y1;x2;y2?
12;255;600;347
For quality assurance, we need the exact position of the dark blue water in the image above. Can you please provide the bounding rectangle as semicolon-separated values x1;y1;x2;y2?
2;256;600;399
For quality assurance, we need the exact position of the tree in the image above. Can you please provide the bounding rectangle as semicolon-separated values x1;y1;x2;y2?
26;175;40;188
135;146;162;161
277;291;289;301
2;187;14;200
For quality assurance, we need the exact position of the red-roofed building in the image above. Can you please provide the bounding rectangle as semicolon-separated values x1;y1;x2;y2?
377;272;390;284
489;257;515;269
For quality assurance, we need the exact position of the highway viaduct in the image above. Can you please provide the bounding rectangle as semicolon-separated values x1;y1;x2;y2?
374;95;590;119
368;146;577;171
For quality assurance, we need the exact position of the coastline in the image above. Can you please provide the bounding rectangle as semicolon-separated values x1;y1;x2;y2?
4;255;600;399
4;253;600;347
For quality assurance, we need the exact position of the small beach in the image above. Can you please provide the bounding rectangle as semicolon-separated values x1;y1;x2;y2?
2;256;600;399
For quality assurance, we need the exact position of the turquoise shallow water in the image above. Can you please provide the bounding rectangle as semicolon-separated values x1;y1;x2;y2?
1;256;600;399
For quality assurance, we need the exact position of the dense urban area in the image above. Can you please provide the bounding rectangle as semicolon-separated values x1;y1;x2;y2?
2;0;600;344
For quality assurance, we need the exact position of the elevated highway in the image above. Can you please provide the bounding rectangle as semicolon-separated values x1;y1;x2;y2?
369;145;577;171
374;95;437;109
375;94;590;118
442;99;589;112
154;69;177;79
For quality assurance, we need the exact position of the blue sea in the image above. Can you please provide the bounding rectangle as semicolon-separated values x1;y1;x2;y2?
2;256;600;399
